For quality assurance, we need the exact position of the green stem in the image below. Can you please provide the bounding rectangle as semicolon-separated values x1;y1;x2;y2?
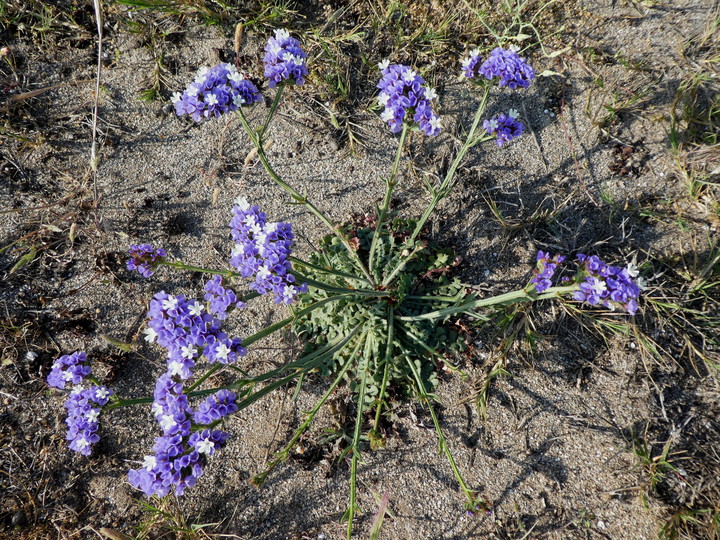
160;260;242;279
293;271;391;297
290;256;371;287
232;325;363;411
397;285;578;322
347;343;370;540
259;84;284;139
371;306;394;440
252;332;366;487
236;107;376;286
368;123;409;274
404;355;474;503
407;86;491;246
381;243;423;287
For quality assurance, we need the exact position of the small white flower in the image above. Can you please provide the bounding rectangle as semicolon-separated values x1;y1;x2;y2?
86;409;100;423
71;385;84;395
62;371;74;381
380;108;395;122
509;44;520;53
508;108;519;119
168;360;185;377
590;278;607;295
181;345;196;360
430;116;442;131
151;402;164;417
143;327;158;343
228;71;245;83
95;387;110;400
424;87;437;100
75;437;90;451
487;119;499;131
160;414;177;431
142;455;157;470
215;343;231;362
194;66;209;83
187;83;200;98
171;91;182;103
461;57;472;71
378;59;390;71
636;277;648;290
232;94;246;106
162;296;178;311
188;301;203;317
234;196;250;210
265;222;278;234
231;244;245;257
402;69;417;83
205;93;219;106
256;265;272;281
196;438;215;454
626;262;639;278
378;92;390;107
470;48;481;58
282;285;297;301
274;28;290;40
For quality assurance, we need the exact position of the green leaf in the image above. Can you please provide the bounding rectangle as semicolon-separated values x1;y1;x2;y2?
10;246;38;274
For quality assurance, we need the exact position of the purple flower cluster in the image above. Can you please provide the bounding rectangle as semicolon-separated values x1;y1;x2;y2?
573;254;642;315
64;385;113;456
145;291;247;370
47;352;113;456
129;291;243;497
530;251;566;293
483;110;524;147
172;63;262;122
376;61;441;136
463;47;535;89
47;351;91;389
229;197;307;305
263;29;309;88
204;275;245;321
128;379;232;498
127;244;166;278
193;390;238;424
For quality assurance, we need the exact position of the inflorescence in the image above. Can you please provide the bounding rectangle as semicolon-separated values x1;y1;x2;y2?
574;254;641;315
530;251;565;293
377;61;441;136
173;63;262;122
463;46;535;89
47;352;113;456
127;244;166;278
483;110;525;147
128;291;245;497
263;29;309;88
230;197;307;305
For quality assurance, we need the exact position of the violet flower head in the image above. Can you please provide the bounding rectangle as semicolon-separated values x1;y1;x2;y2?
461;48;483;79
478;47;535;89
127;244;166;278
193;390;238;424
204;275;245;321
173;63;262;122
264;29;309;88
572;254;642;315
530;251;566;293
229;197;308;305
47;351;91;389
64;385;113;456
376;61;441;136
484;110;524;147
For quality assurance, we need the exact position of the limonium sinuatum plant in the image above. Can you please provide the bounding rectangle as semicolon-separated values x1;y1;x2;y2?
47;30;643;538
